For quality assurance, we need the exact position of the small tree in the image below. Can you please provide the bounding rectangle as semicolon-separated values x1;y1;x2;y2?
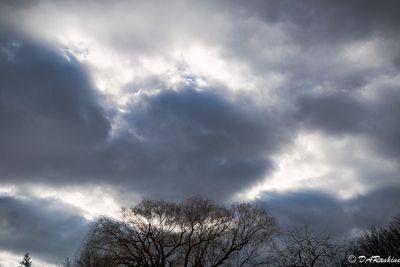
19;253;32;267
273;225;346;267
58;257;74;267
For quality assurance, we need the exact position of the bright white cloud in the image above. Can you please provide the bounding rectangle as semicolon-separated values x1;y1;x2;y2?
238;130;399;201
0;183;132;220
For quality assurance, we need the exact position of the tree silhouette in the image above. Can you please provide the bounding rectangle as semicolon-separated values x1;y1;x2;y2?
77;196;277;266
19;253;32;267
349;214;400;266
273;225;346;267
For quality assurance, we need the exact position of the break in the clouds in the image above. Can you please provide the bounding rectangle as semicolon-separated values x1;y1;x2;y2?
0;0;400;264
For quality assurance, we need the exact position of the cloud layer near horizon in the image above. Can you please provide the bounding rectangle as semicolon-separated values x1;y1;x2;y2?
0;0;399;265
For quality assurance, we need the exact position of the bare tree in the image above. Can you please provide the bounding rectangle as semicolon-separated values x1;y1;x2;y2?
273;225;346;267
76;196;277;267
350;214;400;262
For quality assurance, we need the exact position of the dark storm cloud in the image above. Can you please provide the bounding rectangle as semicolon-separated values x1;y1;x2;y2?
0;29;291;200
103;89;288;199
297;92;367;135
222;0;400;244
0;0;38;11
259;186;400;238
0;0;399;263
0;196;88;262
298;87;400;158
224;0;400;42
212;0;400;102
259;191;351;237
347;187;400;229
270;1;400;167
0;31;110;181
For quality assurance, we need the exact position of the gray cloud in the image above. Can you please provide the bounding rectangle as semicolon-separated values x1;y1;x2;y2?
0;30;292;200
103;88;289;199
259;186;400;238
297;92;367;135
297;87;400;159
347;187;400;229
0;196;88;263
0;0;399;263
259;191;352;237
230;0;400;40
0;31;110;183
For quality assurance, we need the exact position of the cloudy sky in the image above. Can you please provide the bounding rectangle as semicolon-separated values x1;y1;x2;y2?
0;0;400;265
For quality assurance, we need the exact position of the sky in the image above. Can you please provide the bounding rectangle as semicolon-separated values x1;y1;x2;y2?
0;0;400;265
